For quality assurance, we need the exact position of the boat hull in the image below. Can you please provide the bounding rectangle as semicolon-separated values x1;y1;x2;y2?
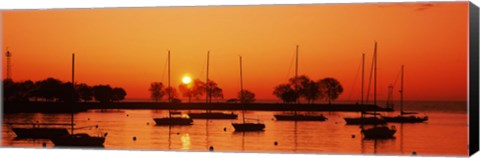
361;126;396;139
12;128;69;139
232;123;265;131
51;134;105;147
274;114;327;121
153;117;193;126
382;115;428;123
344;117;387;125
188;112;238;119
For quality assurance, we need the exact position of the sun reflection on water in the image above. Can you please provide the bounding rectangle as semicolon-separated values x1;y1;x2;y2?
181;133;191;150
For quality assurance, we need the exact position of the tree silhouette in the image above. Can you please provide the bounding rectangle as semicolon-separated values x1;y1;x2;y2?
206;80;223;102
273;83;299;103
18;80;35;101
288;75;311;92
164;86;178;103
238;90;255;103
318;77;343;104
191;79;206;100
93;85;113;103
149;82;165;102
36;78;63;102
3;78;126;104
3;79;35;102
76;83;93;102
178;84;193;103
3;79;16;102
303;80;323;104
288;75;324;103
112;87;127;102
58;82;79;103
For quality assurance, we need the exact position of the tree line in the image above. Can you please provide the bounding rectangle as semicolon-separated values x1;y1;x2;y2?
149;75;342;104
149;79;256;103
3;78;126;103
273;75;343;104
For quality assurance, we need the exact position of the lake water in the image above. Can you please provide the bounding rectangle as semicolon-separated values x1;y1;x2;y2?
1;101;468;157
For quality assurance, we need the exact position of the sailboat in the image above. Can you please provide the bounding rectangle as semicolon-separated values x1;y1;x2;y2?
6;47;70;139
187;51;238;120
51;53;106;147
344;53;387;125
382;65;428;123
274;45;327;121
232;56;265;131
10;123;70;139
360;42;396;139
153;50;193;126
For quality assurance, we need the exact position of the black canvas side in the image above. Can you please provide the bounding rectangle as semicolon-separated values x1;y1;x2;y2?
469;1;479;156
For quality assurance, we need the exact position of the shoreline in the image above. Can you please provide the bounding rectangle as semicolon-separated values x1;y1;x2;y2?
3;102;393;113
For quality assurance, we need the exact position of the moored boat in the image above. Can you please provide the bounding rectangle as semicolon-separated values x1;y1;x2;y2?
231;56;265;132
12;127;69;139
51;54;107;147
273;45;327;122
274;114;327;121
152;50;194;126
361;126;396;139
188;51;238;120
51;133;106;147
382;65;428;123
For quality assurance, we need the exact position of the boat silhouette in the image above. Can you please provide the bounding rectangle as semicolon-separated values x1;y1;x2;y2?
51;53;106;147
232;56;265;132
273;45;327;121
10;123;70;139
359;42;396;139
362;126;397;139
382;65;428;123
154;113;193;126
344;52;386;125
188;51;238;120
153;50;193;126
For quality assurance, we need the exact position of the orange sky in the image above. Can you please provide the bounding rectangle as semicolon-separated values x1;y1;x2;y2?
1;2;469;102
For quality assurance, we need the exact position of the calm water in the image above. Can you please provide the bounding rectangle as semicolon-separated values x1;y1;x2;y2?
1;101;468;157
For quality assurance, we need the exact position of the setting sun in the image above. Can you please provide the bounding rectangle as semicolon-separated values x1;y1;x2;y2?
182;75;192;84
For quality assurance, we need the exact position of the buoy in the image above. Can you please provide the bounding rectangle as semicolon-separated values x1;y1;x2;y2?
42;143;47;148
95;125;99;128
126;114;129;117
274;141;278;146
133;136;137;141
223;127;227;132
87;118;90;121
146;122;150;125
412;151;417;156
352;134;355;138
209;146;214;151
177;132;180;135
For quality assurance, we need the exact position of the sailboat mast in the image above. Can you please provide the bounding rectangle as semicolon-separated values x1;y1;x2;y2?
240;56;245;123
371;41;379;129
168;50;171;118
361;53;365;106
373;42;377;113
361;53;365;120
71;53;75;135
206;51;210;107
400;65;404;115
294;45;299;116
168;50;171;103
295;45;299;104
